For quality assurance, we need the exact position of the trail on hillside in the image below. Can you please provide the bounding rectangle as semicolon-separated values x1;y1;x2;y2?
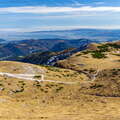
0;65;78;85
22;64;44;74
0;72;78;85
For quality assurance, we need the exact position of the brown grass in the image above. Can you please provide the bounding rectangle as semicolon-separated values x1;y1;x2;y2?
0;61;119;120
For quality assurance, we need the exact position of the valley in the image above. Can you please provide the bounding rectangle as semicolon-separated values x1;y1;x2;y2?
0;38;93;61
1;29;120;62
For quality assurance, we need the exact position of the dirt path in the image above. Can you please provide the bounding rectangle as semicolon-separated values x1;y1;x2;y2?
0;72;78;84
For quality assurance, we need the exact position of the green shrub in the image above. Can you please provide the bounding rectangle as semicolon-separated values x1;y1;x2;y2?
33;81;41;87
76;53;82;56
98;44;109;52
56;86;64;92
34;75;41;79
91;51;106;59
46;66;61;72
82;51;91;54
13;88;24;93
90;84;103;89
107;43;120;49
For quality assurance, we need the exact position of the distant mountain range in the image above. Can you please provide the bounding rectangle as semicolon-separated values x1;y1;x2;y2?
0;38;95;61
0;29;120;61
0;39;6;43
1;29;120;41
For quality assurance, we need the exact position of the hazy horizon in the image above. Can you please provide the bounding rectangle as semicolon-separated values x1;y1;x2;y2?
1;28;120;41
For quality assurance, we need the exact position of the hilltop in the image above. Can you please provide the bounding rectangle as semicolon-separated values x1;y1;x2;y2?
56;41;120;71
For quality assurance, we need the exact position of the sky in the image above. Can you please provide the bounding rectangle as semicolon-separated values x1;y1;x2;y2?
0;0;120;32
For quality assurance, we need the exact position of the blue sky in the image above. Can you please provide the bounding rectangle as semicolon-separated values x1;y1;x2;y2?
0;0;120;32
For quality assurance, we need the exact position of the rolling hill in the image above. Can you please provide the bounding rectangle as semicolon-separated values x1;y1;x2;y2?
56;41;120;71
0;38;94;61
20;46;87;65
1;28;120;61
0;41;119;120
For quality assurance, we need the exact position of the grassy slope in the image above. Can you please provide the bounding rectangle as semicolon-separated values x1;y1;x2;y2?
0;41;120;120
0;61;119;120
57;42;120;71
0;61;84;120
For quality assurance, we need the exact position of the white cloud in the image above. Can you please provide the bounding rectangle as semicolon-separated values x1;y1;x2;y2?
1;25;120;32
1;6;120;14
71;0;84;6
0;28;22;32
34;25;120;31
94;2;105;5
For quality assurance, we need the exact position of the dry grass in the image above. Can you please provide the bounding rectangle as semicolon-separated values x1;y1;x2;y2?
57;51;120;71
0;61;120;120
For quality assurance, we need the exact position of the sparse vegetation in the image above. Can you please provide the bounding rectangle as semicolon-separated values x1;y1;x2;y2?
12;88;24;93
107;43;120;49
91;51;107;58
82;50;91;54
76;53;82;56
56;86;64;92
0;41;119;120
98;44;109;52
90;84;103;89
45;66;61;72
33;81;41;87
34;75;41;79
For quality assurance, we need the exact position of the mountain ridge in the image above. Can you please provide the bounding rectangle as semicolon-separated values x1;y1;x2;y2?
0;38;94;61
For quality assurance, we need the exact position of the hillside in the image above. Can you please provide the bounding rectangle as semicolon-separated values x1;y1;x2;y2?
0;38;94;61
0;41;119;120
20;49;76;65
56;41;120;71
80;68;120;97
0;61;86;120
0;58;120;119
20;47;86;65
